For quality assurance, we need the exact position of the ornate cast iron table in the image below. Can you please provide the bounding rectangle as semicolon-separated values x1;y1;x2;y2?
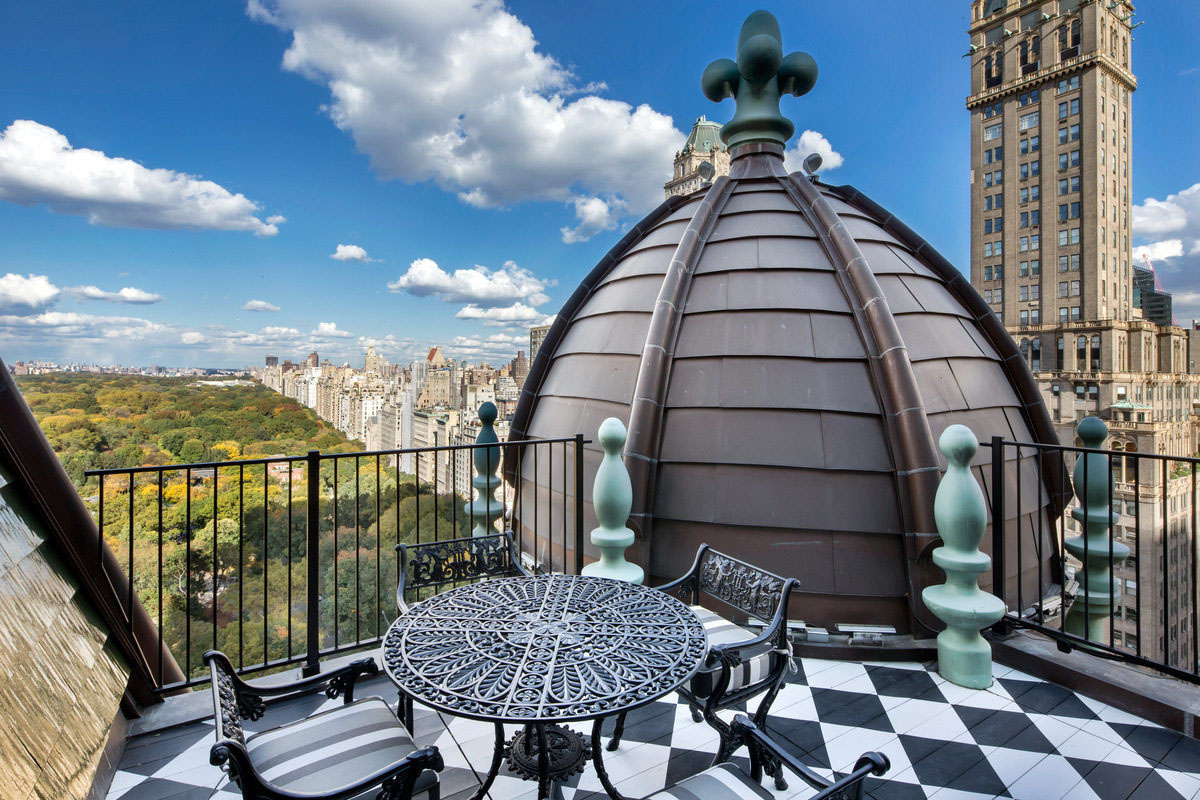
382;574;707;800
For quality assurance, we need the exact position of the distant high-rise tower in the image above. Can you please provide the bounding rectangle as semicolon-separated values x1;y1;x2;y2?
529;324;550;363
664;116;729;198
364;346;387;375
1132;263;1172;326
265;355;279;368
968;0;1200;666
304;351;319;369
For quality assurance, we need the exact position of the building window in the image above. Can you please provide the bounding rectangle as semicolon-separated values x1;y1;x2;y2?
1020;212;1029;228
1077;335;1087;367
1091;335;1101;367
1030;209;1040;226
1018;89;1040;106
1071;279;1080;296
1031;234;1039;251
1019;110;1040;131
1020;285;1029;301
1032;309;1041;324
985;265;993;280
1057;336;1065;367
1031;259;1040;275
984;123;1003;141
1072;306;1081;321
1032;339;1041;369
1058;281;1069;298
1057;75;1080;94
1020;236;1029;252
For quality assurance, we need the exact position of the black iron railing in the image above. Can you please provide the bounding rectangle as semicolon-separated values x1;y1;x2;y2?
984;432;1200;683
85;435;586;692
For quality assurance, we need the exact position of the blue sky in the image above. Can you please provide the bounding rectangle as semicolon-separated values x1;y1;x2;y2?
1;1;1198;368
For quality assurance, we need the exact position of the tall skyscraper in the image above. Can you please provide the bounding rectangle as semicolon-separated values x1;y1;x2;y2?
968;0;1200;665
529;325;551;364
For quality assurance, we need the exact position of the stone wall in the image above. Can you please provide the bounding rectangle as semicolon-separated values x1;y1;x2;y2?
0;461;130;800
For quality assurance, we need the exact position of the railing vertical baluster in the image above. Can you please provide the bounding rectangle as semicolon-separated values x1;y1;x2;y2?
439;431;444;544
304;450;320;677
157;471;164;687
575;433;585;575
1135;454;1142;657
376;456;381;637
1163;458;1169;665
213;468;219;654
1081;446;1090;637
333;457;339;649
355;455;360;644
1058;452;1067;634
562;441;568;574
415;454;421;545
534;442;540;569
185;468;192;676
990;436;1005;614
1036;447;1045;623
263;464;268;663
239;464;245;666
1192;463;1197;673
287;461;293;662
127;473;134;633
1016;444;1024;616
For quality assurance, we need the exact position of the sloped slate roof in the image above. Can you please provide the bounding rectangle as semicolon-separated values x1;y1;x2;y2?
511;145;1061;635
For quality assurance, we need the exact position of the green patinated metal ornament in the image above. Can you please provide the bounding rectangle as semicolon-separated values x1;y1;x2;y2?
466;402;504;537
701;9;818;148
580;417;644;584
923;425;1006;689
1064;416;1129;643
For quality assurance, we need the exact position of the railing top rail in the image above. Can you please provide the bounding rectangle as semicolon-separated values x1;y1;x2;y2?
83;435;591;478
980;437;1200;466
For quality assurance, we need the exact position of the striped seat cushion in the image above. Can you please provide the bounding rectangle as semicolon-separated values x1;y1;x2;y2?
244;696;436;797
646;762;774;800
689;605;775;698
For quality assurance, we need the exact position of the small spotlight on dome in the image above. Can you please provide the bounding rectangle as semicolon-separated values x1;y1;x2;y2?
697;161;716;187
802;153;822;178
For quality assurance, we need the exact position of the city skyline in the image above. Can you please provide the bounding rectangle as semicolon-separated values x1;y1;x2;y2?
1;1;1198;368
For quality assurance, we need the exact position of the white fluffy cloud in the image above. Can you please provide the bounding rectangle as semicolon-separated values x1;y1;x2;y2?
68;285;162;304
1133;240;1184;263
312;321;352;338
783;130;844;174
0;272;162;314
0;120;283;235
0;273;60;313
455;302;551;327
243;299;281;312
388;258;551;306
249;0;682;242
330;244;376;262
561;196;626;244
1132;183;1200;321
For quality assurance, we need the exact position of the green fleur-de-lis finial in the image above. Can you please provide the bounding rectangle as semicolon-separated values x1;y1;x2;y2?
701;10;818;149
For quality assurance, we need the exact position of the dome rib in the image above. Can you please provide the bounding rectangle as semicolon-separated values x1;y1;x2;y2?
777;171;943;632
625;176;736;540
826;184;1067;517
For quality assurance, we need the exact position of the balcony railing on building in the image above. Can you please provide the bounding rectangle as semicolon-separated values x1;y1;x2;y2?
985;417;1200;683
85;413;586;693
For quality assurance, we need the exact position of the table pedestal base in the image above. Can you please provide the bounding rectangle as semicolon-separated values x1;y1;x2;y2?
506;723;590;797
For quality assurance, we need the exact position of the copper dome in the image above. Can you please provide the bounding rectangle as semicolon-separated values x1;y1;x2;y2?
509;13;1062;638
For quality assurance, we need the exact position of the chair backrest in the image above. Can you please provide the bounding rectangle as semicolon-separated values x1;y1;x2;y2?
694;545;791;624
397;532;524;610
207;651;252;749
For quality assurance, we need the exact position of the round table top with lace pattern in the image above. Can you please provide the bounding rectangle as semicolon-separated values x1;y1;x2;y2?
382;574;707;723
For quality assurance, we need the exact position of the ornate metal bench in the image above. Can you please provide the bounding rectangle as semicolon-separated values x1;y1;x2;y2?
205;650;442;800
646;716;889;800
609;544;798;789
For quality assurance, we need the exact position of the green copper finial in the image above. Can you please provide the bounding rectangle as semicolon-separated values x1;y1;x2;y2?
701;10;818;149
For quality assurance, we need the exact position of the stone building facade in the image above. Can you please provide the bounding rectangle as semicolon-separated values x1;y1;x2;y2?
967;0;1200;666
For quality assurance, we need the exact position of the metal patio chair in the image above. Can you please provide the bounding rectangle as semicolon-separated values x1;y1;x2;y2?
644;715;889;800
205;650;442;800
395;531;533;614
608;544;799;789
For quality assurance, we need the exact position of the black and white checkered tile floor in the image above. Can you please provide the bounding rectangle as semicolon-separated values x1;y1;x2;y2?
106;658;1200;800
